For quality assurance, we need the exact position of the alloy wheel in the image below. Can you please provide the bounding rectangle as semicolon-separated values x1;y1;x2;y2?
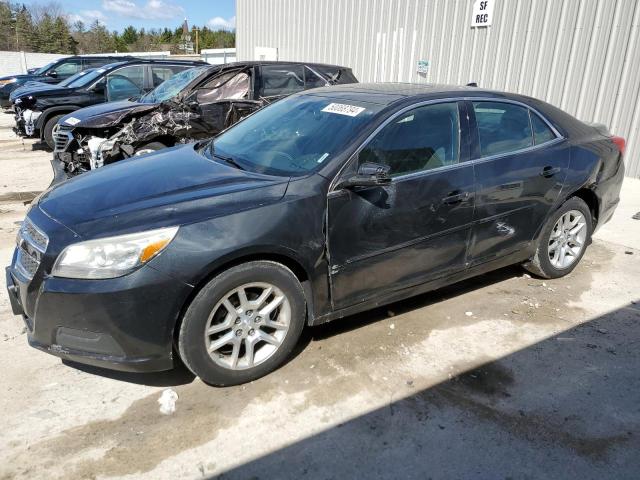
204;282;291;370
548;209;587;269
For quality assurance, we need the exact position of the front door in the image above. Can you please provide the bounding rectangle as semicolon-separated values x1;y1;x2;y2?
327;101;475;310
467;100;569;264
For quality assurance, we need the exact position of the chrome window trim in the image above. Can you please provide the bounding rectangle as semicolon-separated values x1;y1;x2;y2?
329;95;566;193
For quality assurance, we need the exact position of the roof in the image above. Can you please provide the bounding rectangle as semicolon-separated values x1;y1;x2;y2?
303;82;521;106
211;60;354;70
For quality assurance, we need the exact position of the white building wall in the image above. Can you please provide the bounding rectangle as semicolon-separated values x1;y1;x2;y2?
237;0;640;178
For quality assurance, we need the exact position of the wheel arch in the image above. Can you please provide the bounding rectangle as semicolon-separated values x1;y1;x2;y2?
171;250;315;350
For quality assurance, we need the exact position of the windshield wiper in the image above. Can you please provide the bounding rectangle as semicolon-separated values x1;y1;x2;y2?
209;142;245;170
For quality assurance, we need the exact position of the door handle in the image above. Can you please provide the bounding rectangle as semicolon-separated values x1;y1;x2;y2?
540;166;561;178
442;191;470;205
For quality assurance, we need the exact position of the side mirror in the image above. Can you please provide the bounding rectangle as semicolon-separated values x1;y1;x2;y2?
47;70;58;78
339;162;392;189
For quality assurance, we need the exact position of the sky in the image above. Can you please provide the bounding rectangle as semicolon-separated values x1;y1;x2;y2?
22;0;236;32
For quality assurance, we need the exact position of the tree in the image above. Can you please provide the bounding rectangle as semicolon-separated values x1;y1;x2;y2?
121;25;138;45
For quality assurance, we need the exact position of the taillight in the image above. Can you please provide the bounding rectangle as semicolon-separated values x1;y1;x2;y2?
612;136;626;155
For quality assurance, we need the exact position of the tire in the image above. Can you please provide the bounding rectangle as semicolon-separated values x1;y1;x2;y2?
134;141;166;156
178;261;306;386
43;114;64;150
524;196;592;279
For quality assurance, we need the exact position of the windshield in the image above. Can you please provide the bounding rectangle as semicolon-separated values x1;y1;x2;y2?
34;62;55;75
207;95;383;176
66;68;106;88
59;68;96;87
140;66;209;104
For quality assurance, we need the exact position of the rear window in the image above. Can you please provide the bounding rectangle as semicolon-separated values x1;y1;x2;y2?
473;102;533;157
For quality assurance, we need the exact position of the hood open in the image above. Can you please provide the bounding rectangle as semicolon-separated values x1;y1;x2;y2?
38;143;290;237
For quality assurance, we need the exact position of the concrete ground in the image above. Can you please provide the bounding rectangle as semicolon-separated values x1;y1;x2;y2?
1;111;639;480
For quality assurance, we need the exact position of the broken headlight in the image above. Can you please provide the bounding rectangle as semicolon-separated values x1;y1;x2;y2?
52;227;179;279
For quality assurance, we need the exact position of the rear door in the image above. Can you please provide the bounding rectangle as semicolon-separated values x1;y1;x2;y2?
328;100;475;309
467;100;568;264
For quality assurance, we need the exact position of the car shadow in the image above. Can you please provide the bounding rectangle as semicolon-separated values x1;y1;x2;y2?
310;264;523;340
210;301;640;479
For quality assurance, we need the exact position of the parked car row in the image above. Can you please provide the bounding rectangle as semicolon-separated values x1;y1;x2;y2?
5;74;625;385
1;55;138;109
10;58;207;149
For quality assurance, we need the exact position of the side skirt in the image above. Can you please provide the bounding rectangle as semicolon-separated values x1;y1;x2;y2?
310;249;532;326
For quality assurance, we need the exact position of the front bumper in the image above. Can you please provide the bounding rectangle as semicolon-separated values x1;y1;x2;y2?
6;251;193;373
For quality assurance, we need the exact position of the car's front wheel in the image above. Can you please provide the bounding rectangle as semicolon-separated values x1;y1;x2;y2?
524;196;592;279
43;114;64;149
178;261;306;386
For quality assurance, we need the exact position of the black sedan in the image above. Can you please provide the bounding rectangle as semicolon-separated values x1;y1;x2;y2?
5;83;624;386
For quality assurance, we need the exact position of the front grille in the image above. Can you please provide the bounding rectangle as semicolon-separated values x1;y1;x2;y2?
53;124;74;152
15;217;48;281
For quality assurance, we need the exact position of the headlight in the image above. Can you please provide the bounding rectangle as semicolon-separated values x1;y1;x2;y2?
52;226;179;279
0;78;17;86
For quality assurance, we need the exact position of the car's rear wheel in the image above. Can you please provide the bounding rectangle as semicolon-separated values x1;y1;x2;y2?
134;141;166;156
43;114;64;149
524;196;592;279
178;261;306;386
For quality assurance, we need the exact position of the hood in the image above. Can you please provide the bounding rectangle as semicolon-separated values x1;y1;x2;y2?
0;73;43;83
38;143;290;237
11;82;66;101
60;100;158;129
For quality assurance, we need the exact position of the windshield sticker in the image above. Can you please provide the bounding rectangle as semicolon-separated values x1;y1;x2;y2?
65;117;81;126
322;103;365;117
317;153;330;163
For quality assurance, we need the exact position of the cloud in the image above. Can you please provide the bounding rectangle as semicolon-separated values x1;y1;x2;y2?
102;0;184;20
207;16;236;30
67;9;108;25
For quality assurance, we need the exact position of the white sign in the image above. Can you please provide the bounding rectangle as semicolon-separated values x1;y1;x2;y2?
471;0;495;27
64;117;81;126
322;103;365;117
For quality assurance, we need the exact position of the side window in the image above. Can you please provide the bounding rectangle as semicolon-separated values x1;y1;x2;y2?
358;102;460;177
106;66;144;101
151;65;190;88
530;111;557;145
258;65;305;97
196;72;250;103
52;60;82;77
473;102;533;157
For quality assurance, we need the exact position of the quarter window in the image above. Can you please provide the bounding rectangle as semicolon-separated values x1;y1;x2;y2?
358;102;460;177
530;111;557;145
473;102;533;157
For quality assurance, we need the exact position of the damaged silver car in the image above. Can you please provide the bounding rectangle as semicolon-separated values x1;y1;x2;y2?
51;62;358;183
